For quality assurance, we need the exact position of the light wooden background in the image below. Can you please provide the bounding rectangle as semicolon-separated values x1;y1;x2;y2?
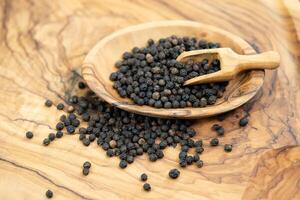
0;0;300;199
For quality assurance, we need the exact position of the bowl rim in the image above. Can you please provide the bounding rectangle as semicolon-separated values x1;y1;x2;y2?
82;20;264;119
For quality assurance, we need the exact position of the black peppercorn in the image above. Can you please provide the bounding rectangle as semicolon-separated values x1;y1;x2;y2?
106;149;115;157
186;156;194;165
56;103;64;110
224;144;232;152
82;138;90;146
83;161;91;169
195;146;204;154
179;159;187;168
140;173;148;182
196;160;204;168
68;113;76;121
56;131;63;138
119;160;127;169
66;125;75;134
45;99;53;107
169;168;180;179
216;127;225;136
48;133;55;141
45;190;53;198
79;133;85;140
82;168;89;176
56;122;64;130
149;154;157;162
72;119;80;127
26;131;33;139
78;81;86;89
143;183;151;191
210;138;219;146
43;138;50;146
239;117;249;127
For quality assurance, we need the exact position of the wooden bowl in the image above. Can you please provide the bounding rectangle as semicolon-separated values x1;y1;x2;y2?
82;20;264;119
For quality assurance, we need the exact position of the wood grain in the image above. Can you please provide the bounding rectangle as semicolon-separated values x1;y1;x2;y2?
0;0;300;199
82;20;264;118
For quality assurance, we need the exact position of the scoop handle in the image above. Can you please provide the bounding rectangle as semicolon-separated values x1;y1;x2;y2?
236;51;280;71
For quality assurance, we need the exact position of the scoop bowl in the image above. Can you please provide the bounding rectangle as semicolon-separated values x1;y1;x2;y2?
82;20;264;119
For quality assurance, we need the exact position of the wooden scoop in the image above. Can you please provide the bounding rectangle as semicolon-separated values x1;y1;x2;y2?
176;48;280;86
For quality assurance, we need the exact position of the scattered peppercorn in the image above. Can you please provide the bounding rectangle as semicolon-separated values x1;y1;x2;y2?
45;190;53;198
56;122;64;131
143;183;151;191
224;144;232;152
48;133;56;141
169;169;180;179
82;168;89;176
66;125;75;134
140;173;148;182
56;131;63;138
45;99;53;107
26;131;33;139
43;138;50;146
239;116;249;127
83;161;91;169
56;103;64;110
216;127;225;136
119;160;127;169
78;81;86;89
82;138;90;146
210;138;219;146
196;160;204;168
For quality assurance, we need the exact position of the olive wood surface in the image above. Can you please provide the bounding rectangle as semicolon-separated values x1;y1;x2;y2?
0;0;300;200
82;21;265;119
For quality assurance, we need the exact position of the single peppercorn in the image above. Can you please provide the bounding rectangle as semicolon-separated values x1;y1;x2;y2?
56;122;64;130
210;138;219;146
119;160;127;169
79;133;85;140
224;144;232;152
45;190;53;198
25;131;33;139
83;161;91;169
48;133;56;141
196;160;204;168
78;81;86;89
140;173;148;182
56;131;63;138
43;138;50;146
216;127;225;136
106;149;115;157
82;138;90;146
212;124;221;131
82;168;89;176
239;117;249;126
66;125;75;134
143;183;151;191
56;103;64;110
45;99;53;107
169;168;180;179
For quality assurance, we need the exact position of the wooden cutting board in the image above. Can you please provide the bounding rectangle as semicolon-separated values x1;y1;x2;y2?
0;0;300;199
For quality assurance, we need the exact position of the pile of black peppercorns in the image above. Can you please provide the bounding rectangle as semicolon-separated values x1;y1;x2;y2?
110;36;227;108
63;87;204;168
25;80;251;194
